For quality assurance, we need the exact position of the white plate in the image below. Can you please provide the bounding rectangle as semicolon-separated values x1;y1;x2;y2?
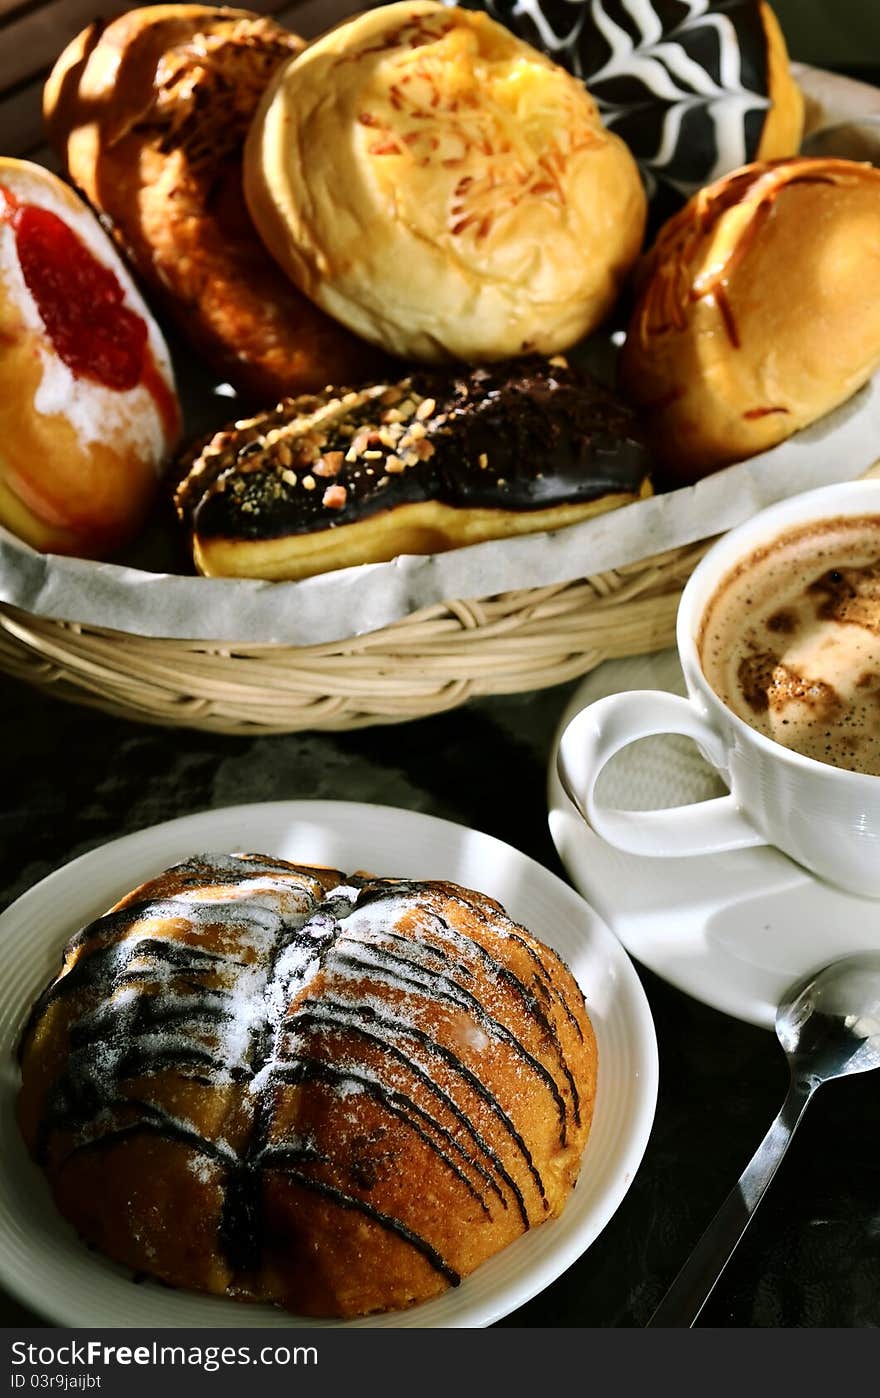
548;652;880;1029
0;800;657;1329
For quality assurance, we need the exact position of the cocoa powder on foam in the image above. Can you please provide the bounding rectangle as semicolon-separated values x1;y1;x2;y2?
699;515;880;775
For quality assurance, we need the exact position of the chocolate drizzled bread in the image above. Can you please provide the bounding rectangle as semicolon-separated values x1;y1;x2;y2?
173;356;653;579
18;854;596;1318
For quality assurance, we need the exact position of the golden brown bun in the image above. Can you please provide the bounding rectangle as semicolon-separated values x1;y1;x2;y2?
244;1;647;364
756;3;805;162
44;5;384;402
18;854;597;1319
619;158;880;482
173;357;654;581
0;158;180;557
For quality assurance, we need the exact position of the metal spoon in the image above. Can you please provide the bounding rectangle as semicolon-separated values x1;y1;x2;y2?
648;952;880;1327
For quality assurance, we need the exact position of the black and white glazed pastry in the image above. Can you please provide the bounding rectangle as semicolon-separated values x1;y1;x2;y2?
450;0;804;207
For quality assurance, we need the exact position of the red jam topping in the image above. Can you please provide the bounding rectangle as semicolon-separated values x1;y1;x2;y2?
1;185;147;391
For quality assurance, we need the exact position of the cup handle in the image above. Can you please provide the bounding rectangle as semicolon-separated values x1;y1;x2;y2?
557;690;768;858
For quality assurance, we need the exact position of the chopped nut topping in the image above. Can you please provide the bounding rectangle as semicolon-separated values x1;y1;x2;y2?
281;469;298;487
363;449;383;460
416;397;436;420
302;474;316;491
386;455;405;474
322;485;347;510
478;453;488;469
313;452;344;478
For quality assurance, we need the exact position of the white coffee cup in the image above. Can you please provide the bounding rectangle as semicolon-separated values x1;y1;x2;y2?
557;479;880;899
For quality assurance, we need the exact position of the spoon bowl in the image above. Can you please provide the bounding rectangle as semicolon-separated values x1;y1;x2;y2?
777;952;880;1083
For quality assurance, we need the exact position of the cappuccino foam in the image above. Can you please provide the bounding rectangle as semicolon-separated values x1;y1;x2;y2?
699;515;880;775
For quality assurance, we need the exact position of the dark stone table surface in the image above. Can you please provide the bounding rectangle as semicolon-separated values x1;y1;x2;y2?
1;673;878;1329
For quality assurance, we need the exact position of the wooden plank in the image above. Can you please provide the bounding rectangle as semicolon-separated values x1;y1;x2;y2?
0;1;132;92
0;0;363;158
279;0;364;40
0;77;44;157
0;0;47;19
0;0;297;94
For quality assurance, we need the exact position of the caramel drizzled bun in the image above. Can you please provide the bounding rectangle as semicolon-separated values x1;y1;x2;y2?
43;5;383;401
18;854;597;1318
619;157;880;482
244;1;646;363
174;356;653;580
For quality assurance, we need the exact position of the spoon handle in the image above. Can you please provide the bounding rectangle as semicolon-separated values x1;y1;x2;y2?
647;1077;814;1327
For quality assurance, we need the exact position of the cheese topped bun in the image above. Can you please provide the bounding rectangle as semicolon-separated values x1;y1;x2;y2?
0;158;180;558
244;1;647;363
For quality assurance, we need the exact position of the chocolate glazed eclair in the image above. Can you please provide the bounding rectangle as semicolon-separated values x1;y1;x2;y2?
173;356;653;580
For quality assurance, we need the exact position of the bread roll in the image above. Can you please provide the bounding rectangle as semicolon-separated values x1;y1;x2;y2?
173;356;653;580
619;157;880;481
18;853;597;1318
0;158;180;557
244;1;647;364
44;5;384;402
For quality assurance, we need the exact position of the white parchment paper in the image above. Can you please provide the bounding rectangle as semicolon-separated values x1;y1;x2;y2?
2;373;878;645
1;65;877;647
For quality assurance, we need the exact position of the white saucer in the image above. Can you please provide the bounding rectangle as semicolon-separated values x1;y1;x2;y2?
0;800;657;1329
548;651;880;1029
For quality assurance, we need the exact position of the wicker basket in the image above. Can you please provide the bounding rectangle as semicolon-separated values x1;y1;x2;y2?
0;540;710;733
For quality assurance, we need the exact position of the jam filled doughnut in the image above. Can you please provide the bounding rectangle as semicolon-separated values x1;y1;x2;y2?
18;853;597;1318
619;157;880;482
174;356;654;580
0;158;180;558
244;1;646;363
44;5;384;402
454;0;804;210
